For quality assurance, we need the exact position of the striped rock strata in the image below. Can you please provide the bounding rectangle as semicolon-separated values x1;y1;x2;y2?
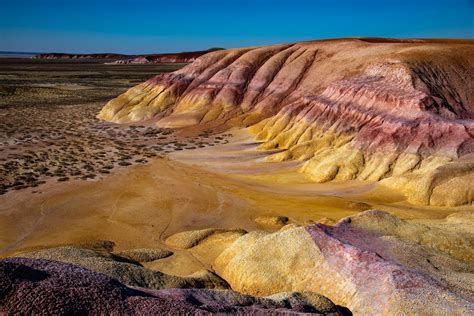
98;38;474;206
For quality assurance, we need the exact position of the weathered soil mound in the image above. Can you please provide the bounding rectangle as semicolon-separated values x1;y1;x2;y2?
213;210;474;315
98;38;474;206
0;257;344;314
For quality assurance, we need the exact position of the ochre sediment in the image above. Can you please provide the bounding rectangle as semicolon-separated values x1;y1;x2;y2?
98;38;474;206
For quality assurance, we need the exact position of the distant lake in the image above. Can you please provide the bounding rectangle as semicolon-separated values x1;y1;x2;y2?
0;51;40;58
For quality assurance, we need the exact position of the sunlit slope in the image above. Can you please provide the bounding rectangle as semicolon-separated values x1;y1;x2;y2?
99;38;474;206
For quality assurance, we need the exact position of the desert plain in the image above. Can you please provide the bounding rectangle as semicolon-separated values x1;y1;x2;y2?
1;38;474;315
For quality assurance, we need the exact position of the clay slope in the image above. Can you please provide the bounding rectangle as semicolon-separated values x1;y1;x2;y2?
98;38;474;206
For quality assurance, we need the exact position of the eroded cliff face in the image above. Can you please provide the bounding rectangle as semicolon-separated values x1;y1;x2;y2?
98;38;474;206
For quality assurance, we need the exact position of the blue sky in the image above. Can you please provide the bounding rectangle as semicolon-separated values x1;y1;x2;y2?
0;0;473;54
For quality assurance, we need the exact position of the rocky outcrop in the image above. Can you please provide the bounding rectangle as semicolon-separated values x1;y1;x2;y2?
98;38;474;206
213;210;474;315
0;257;344;315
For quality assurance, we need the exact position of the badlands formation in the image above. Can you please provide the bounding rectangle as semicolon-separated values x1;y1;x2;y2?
99;38;474;314
100;38;474;207
2;38;473;314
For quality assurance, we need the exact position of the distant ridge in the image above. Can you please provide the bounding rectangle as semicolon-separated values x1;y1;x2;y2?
32;52;128;59
32;48;224;63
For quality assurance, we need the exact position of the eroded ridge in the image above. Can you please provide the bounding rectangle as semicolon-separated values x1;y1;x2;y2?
98;38;474;206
